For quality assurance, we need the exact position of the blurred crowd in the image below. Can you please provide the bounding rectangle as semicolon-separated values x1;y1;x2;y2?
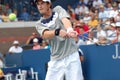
67;0;120;45
8;32;50;54
0;0;40;22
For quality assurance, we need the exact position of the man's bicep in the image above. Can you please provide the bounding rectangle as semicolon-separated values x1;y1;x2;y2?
61;17;72;29
42;29;49;36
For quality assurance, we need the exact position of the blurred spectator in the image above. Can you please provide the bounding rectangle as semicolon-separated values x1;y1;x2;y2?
105;2;113;11
97;35;111;45
78;11;84;20
88;14;99;28
105;0;112;3
3;3;12;16
112;1;118;7
109;5;118;18
87;0;93;8
0;68;4;80
76;38;86;46
0;13;2;22
67;5;76;21
103;18;111;28
0;58;3;68
30;10;39;21
94;8;99;19
74;19;89;35
79;19;89;32
77;3;89;20
67;5;74;13
41;40;50;49
26;32;43;45
74;21;81;34
89;6;96;15
32;38;41;50
8;40;23;54
86;31;98;45
109;17;116;23
0;53;4;68
30;0;36;8
105;23;117;42
118;1;120;9
83;11;91;24
0;4;3;15
98;5;109;23
79;3;89;15
68;10;76;22
92;0;103;9
114;10;120;22
113;22;120;42
20;7;30;21
0;4;5;14
74;4;81;20
80;0;89;5
78;26;88;41
1;12;9;22
74;34;86;46
96;25;107;38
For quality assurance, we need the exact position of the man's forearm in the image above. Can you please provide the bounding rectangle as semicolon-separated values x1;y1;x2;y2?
42;30;55;39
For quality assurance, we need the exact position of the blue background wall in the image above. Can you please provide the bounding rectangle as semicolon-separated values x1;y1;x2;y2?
80;43;120;80
5;43;120;80
5;49;50;80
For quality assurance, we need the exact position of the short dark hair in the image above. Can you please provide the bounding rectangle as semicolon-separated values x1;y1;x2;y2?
35;0;52;9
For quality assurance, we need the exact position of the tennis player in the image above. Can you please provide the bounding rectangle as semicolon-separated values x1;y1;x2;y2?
34;0;84;80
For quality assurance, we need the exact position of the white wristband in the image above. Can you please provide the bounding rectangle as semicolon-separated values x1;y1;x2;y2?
67;27;74;33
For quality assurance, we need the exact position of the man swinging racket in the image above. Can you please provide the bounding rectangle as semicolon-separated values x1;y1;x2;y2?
34;0;84;80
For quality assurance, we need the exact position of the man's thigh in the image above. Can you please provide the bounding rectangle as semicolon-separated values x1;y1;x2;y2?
45;60;65;80
65;52;83;80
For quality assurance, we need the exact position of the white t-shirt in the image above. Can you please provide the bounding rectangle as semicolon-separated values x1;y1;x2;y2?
83;16;91;24
76;39;86;46
79;6;89;14
75;7;81;15
97;30;107;38
109;10;118;18
107;30;117;41
9;46;23;53
99;11;108;22
86;38;98;45
93;0;103;8
0;60;3;68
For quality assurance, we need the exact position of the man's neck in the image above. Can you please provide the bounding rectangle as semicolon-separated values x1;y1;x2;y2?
43;9;52;18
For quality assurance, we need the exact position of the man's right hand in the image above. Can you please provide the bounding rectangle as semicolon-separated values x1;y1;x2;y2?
59;29;68;38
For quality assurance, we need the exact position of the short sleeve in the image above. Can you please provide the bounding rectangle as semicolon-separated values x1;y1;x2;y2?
35;21;49;36
8;47;13;52
53;6;70;20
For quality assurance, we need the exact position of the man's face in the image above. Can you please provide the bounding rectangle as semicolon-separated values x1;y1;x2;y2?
36;1;50;15
14;44;19;47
